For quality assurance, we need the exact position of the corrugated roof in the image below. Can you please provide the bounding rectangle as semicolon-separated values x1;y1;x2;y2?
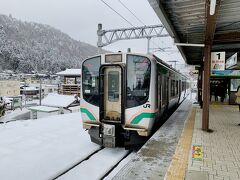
148;0;240;65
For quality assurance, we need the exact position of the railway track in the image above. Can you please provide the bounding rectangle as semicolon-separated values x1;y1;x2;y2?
52;147;104;180
99;150;132;180
52;147;133;180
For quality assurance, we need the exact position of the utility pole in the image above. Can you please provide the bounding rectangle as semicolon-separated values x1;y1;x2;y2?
97;24;103;54
147;37;151;54
39;77;42;106
36;73;42;106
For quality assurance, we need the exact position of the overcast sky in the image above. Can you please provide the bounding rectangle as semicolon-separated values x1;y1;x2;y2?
0;0;185;64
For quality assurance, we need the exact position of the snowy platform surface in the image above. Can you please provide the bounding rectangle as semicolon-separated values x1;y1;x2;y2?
112;100;193;180
0;112;100;180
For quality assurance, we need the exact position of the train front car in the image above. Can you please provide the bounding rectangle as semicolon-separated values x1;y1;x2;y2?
81;53;156;148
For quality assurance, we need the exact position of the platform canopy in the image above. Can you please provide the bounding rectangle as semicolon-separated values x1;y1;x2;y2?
148;0;240;65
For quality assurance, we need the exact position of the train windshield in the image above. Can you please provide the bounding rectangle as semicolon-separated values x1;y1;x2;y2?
127;55;151;108
82;56;101;106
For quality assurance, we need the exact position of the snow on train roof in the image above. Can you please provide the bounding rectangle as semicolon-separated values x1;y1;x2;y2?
56;69;81;76
41;94;77;108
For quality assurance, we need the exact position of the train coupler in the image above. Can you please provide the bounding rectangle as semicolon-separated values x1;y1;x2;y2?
102;124;116;148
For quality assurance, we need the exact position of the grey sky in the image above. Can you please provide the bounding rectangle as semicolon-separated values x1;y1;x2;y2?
0;0;185;64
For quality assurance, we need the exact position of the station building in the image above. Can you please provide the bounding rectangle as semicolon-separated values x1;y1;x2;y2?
0;80;20;97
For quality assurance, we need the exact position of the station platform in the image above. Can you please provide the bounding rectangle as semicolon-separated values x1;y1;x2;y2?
112;99;240;180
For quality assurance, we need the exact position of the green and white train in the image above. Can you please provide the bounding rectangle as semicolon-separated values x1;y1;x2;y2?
81;52;190;148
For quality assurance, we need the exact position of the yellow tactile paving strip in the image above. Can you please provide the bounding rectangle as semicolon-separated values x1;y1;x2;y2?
165;107;196;180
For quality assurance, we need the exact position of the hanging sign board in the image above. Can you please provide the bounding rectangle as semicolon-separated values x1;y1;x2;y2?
226;52;240;70
211;52;225;70
211;70;240;77
226;53;237;69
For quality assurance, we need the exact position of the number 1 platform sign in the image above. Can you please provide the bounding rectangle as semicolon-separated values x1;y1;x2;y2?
192;145;203;161
211;52;226;70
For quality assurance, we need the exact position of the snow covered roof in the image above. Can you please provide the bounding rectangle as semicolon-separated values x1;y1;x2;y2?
22;87;38;91
56;69;81;76
28;106;59;113
41;94;77;108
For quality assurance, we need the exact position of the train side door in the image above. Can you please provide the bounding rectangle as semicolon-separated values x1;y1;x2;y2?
178;80;182;102
161;75;168;108
157;74;162;110
102;66;122;123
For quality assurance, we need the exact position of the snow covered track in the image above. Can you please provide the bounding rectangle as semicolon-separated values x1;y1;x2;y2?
57;148;131;180
53;147;104;179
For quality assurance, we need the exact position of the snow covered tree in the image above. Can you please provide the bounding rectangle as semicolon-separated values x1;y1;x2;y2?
0;14;101;74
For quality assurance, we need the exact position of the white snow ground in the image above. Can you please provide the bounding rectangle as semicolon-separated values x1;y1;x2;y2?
0;112;121;180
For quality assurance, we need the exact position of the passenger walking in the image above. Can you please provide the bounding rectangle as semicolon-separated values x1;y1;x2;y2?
219;81;227;103
210;81;218;102
210;83;214;102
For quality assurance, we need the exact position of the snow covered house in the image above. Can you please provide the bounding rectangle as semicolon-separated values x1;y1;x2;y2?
20;86;39;96
28;94;80;119
44;84;59;96
56;69;81;96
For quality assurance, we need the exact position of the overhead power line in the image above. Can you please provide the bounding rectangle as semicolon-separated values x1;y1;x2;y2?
117;0;164;51
100;0;135;27
118;0;145;26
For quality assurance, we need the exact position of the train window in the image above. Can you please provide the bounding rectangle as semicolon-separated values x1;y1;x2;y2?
108;71;119;102
126;55;151;108
182;81;186;92
171;80;175;97
176;80;179;95
157;75;160;109
162;75;168;107
82;56;101;106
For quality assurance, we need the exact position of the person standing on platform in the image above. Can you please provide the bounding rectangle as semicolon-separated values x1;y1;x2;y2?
0;98;6;117
235;85;240;113
219;81;226;103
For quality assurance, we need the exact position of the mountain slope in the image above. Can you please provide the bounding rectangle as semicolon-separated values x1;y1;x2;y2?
0;14;100;73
